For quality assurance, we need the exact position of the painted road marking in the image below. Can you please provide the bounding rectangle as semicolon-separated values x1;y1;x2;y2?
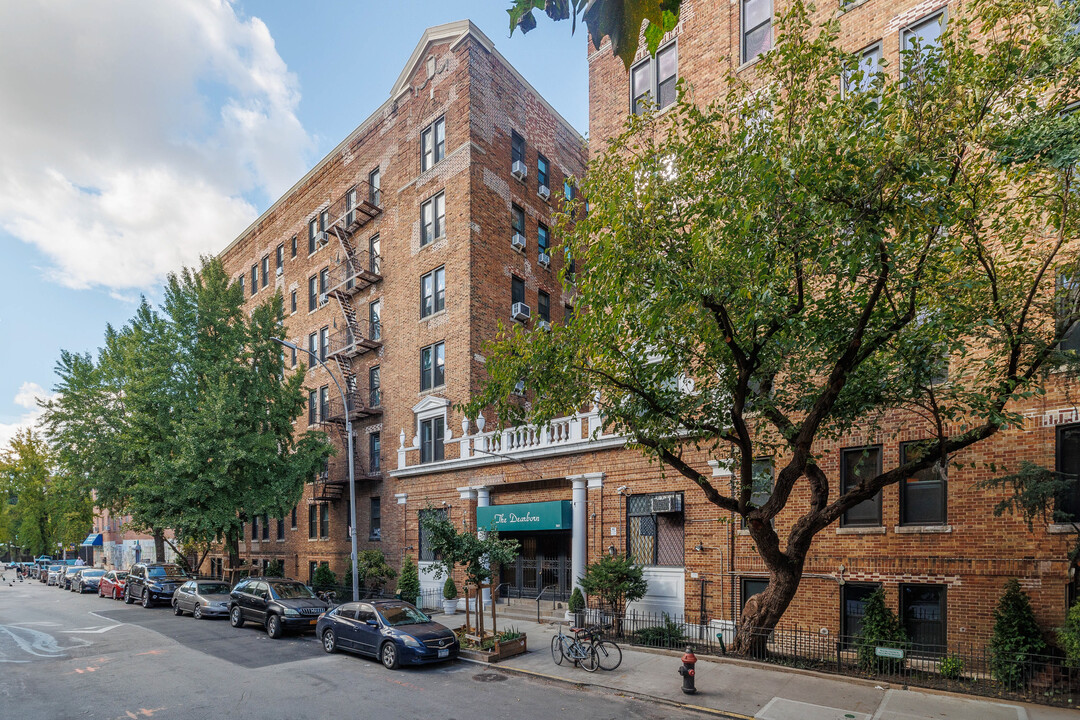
0;624;90;663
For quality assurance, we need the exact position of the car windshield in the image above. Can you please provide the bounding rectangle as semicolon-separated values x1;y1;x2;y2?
377;603;430;627
82;570;105;577
147;565;185;578
198;583;230;595
270;582;316;600
65;568;80;575
114;572;128;579
49;566;62;571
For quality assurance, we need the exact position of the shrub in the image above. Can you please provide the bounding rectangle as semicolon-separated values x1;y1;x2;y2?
855;587;906;672
990;579;1046;687
579;554;648;614
344;550;396;598
939;654;964;680
1058;600;1080;666
634;614;687;648
265;559;284;578
443;576;457;600
568;587;585;613
311;563;337;591
498;626;523;642
397;554;420;606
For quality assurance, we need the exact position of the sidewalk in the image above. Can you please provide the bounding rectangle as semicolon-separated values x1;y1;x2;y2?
429;612;1075;720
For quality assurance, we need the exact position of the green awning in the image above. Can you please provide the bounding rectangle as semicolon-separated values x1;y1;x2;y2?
476;500;572;532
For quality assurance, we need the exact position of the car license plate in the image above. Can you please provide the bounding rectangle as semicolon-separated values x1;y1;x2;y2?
309;619;318;625
438;649;449;658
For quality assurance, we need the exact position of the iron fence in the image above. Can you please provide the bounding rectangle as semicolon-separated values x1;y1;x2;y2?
590;610;1080;707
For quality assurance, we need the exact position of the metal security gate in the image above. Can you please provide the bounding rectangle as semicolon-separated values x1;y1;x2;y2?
499;531;572;600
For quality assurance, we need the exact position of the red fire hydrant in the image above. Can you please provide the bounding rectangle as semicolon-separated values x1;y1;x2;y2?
678;646;697;694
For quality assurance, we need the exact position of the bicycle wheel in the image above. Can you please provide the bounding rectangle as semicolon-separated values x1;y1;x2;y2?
579;645;600;673
594;640;623;671
551;635;568;665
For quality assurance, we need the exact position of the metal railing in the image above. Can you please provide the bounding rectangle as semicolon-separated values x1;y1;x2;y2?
327;319;381;358
327;251;382;294
323;390;380;424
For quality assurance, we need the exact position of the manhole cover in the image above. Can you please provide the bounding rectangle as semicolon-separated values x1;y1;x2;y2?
473;672;508;682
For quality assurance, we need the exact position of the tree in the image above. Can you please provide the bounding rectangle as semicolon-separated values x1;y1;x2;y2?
507;0;682;69
579;553;648;616
343;550;396;600
854;588;906;672
990;579;1046;687
471;0;1080;654
398;554;420;606
1058;599;1080;667
311;563;338;592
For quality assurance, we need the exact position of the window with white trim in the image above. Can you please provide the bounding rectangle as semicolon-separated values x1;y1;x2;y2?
741;0;772;64
421;117;445;171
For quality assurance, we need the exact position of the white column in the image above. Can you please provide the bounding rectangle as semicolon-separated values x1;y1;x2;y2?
475;487;491;606
571;477;588;592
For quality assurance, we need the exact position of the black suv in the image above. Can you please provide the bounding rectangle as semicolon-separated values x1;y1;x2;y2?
229;577;329;639
125;562;189;608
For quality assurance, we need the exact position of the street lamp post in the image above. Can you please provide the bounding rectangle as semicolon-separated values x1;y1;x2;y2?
272;337;358;602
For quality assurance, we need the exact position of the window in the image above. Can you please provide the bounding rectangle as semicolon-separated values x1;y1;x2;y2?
308;217;319;255
899;441;946;526
319;386;329;422
319;326;329;361
420;416;445;464
291;235;297;258
840;446;883;527
1057;424;1080;522
420;341;445;391
369;234;381;274
736;458;774;528
421;192;445;245
901;584;946;651
1058;273;1080;352
308;389;317;425
369;300;381;341
319;504;329;539
239;275;245;296
370;497;381;540
901;10;946;84
370;432;381;474
565;304;574;325
842;583;880;644
369;366;381;407
319;268;329;296
511;130;525;167
537;154;549;189
345;188;357;227
742;0;772;64
631;58;653;115
308;333;317;366
290;290;297;314
845;43;883;96
741;578;768;612
261;257;269;288
275;516;284;541
369;167;380;206
627;492;684;566
538;291;550;322
656;43;678;110
290;345;297;368
261;513;270;541
275;245;283;273
537;223;550;259
308;560;317;582
251;515;259;540
308;276;317;311
419;507;448;559
511;204;525;239
421;267;445;318
291;506;298;530
512;275;525;309
421;117;445;171
251;265;258;295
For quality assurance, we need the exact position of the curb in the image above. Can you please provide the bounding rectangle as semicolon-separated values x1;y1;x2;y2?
457;656;754;720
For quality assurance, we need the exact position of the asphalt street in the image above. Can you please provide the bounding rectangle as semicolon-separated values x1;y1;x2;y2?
0;578;697;720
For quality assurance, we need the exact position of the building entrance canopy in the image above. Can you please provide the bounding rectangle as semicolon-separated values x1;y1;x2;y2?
80;533;103;547
477;500;572;532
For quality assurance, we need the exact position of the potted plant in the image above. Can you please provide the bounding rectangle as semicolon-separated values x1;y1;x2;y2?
442;576;458;615
567;586;586;627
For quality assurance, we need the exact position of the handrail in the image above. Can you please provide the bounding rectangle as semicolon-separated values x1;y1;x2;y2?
535;584;556;623
492;582;511;605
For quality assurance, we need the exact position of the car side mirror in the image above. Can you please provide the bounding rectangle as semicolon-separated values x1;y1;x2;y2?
365;618;378;626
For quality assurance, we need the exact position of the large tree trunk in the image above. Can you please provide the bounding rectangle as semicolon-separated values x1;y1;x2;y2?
227;530;241;584
153;529;166;562
731;558;804;657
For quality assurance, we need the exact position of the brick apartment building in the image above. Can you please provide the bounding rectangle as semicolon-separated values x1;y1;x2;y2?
200;3;1075;650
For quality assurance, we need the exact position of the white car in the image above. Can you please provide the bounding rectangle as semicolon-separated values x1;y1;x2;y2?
46;565;65;586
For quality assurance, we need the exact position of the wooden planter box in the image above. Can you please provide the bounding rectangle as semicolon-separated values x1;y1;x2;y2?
458;634;528;663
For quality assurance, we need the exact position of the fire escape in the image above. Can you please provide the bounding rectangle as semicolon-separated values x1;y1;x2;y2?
312;179;385;502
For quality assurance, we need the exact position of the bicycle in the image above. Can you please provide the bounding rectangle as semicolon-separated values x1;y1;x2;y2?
316;590;338;608
582;625;623;671
550;623;599;672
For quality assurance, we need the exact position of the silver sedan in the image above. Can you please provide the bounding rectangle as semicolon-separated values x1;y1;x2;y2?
172;580;232;619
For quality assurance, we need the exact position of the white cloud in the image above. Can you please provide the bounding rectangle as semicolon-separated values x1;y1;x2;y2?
0;382;57;450
0;0;312;291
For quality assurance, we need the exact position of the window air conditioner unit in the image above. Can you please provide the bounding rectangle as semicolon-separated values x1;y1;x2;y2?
275;266;283;277
513;380;526;395
650;494;683;514
536;319;551;332
316;231;329;247
538;184;551;201
319;293;328;307
511;233;527;252
511;302;531;322
538;251;551;267
511;160;528;181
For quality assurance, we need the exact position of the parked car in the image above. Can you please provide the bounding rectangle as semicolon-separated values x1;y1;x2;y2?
46;565;64;586
74;568;106;593
99;570;128;599
124;563;189;608
172;580;232;619
228;577;329;639
59;566;84;590
316;599;459;669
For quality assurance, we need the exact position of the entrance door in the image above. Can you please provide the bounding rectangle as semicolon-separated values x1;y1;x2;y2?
500;531;571;600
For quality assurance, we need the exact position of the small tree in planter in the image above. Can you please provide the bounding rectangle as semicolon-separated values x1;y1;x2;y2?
398;554;420;606
990;579;1045;688
568;587;586;627
579;554;648;634
443;577;459;615
854;587;906;673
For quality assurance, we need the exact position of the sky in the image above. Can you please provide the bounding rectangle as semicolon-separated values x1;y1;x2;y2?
0;0;589;447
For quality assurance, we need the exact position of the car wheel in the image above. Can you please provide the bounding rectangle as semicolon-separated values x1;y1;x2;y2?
113;588;120;600
230;606;245;628
193;605;203;620
267;615;283;639
380;641;400;670
124;587;134;604
173;601;183;616
322;629;337;653
98;586;104;598
141;589;152;608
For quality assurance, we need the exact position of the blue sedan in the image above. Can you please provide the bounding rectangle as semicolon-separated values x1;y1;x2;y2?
316;599;458;669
